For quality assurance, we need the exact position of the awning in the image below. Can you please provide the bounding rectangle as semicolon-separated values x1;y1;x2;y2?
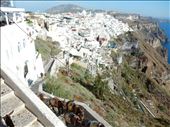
0;7;25;12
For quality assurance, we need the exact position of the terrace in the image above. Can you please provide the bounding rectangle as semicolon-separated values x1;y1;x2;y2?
0;7;25;27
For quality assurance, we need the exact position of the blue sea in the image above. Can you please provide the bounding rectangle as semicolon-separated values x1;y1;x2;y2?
159;22;170;64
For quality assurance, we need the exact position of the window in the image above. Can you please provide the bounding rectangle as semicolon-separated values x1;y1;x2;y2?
6;50;9;60
18;42;21;52
23;39;26;48
16;66;19;70
24;62;28;78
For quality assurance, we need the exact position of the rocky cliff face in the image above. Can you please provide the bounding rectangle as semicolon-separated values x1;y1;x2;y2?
126;19;169;75
112;18;170;126
130;21;165;46
109;17;170;126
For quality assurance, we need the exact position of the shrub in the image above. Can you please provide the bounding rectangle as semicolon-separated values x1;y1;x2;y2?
35;38;61;61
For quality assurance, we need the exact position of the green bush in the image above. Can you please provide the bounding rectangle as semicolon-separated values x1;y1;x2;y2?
92;73;109;100
26;18;33;26
44;76;72;99
35;38;61;61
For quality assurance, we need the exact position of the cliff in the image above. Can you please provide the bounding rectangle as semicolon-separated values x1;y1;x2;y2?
112;18;170;126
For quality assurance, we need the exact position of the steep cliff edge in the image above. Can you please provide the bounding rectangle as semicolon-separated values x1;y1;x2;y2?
123;19;170;85
112;19;170;125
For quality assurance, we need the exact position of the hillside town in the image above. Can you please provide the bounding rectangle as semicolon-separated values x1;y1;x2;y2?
29;11;134;76
1;1;170;127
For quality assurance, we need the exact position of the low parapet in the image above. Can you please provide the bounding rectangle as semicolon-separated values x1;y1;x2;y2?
39;84;113;127
0;7;25;12
1;64;66;127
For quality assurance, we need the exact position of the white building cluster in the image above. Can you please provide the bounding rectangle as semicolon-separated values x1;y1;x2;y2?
47;11;132;46
37;10;133;74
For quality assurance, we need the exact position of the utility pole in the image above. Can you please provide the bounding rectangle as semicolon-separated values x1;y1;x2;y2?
117;50;123;82
10;0;14;7
65;53;70;76
95;58;98;75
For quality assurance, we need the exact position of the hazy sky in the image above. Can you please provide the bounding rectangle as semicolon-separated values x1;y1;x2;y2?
14;1;170;19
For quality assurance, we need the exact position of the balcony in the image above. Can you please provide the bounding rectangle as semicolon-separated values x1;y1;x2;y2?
0;7;25;27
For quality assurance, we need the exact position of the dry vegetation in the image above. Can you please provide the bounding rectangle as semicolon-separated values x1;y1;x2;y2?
44;63;170;127
35;37;61;61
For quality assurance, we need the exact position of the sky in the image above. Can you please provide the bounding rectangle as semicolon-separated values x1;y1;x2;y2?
14;1;170;19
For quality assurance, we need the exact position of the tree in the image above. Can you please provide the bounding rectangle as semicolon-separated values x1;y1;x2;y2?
93;73;108;100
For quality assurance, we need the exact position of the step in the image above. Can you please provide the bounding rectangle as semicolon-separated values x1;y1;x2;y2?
11;108;37;127
1;95;25;117
28;121;44;127
1;81;14;101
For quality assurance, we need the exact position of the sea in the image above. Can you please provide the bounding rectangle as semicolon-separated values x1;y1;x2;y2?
159;22;170;64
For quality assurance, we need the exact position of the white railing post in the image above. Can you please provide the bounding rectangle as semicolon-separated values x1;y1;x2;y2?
13;13;16;22
10;0;14;7
5;12;9;25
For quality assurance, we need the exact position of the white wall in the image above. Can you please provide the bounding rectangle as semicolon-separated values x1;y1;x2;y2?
1;22;44;85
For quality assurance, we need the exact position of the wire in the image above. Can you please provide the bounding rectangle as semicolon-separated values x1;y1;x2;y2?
54;56;67;67
1;10;71;73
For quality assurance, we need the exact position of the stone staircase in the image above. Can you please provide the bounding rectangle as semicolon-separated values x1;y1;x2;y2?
1;77;44;127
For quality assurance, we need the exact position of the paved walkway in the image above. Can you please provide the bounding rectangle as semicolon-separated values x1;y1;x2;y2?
30;58;54;93
30;78;44;94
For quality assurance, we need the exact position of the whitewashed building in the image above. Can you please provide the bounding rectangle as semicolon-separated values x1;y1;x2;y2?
1;6;44;85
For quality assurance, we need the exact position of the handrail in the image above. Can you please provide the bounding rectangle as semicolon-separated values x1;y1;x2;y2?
38;79;113;127
0;64;66;127
0;7;25;12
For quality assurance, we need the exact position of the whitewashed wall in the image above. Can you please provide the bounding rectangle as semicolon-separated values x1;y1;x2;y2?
1;22;44;85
